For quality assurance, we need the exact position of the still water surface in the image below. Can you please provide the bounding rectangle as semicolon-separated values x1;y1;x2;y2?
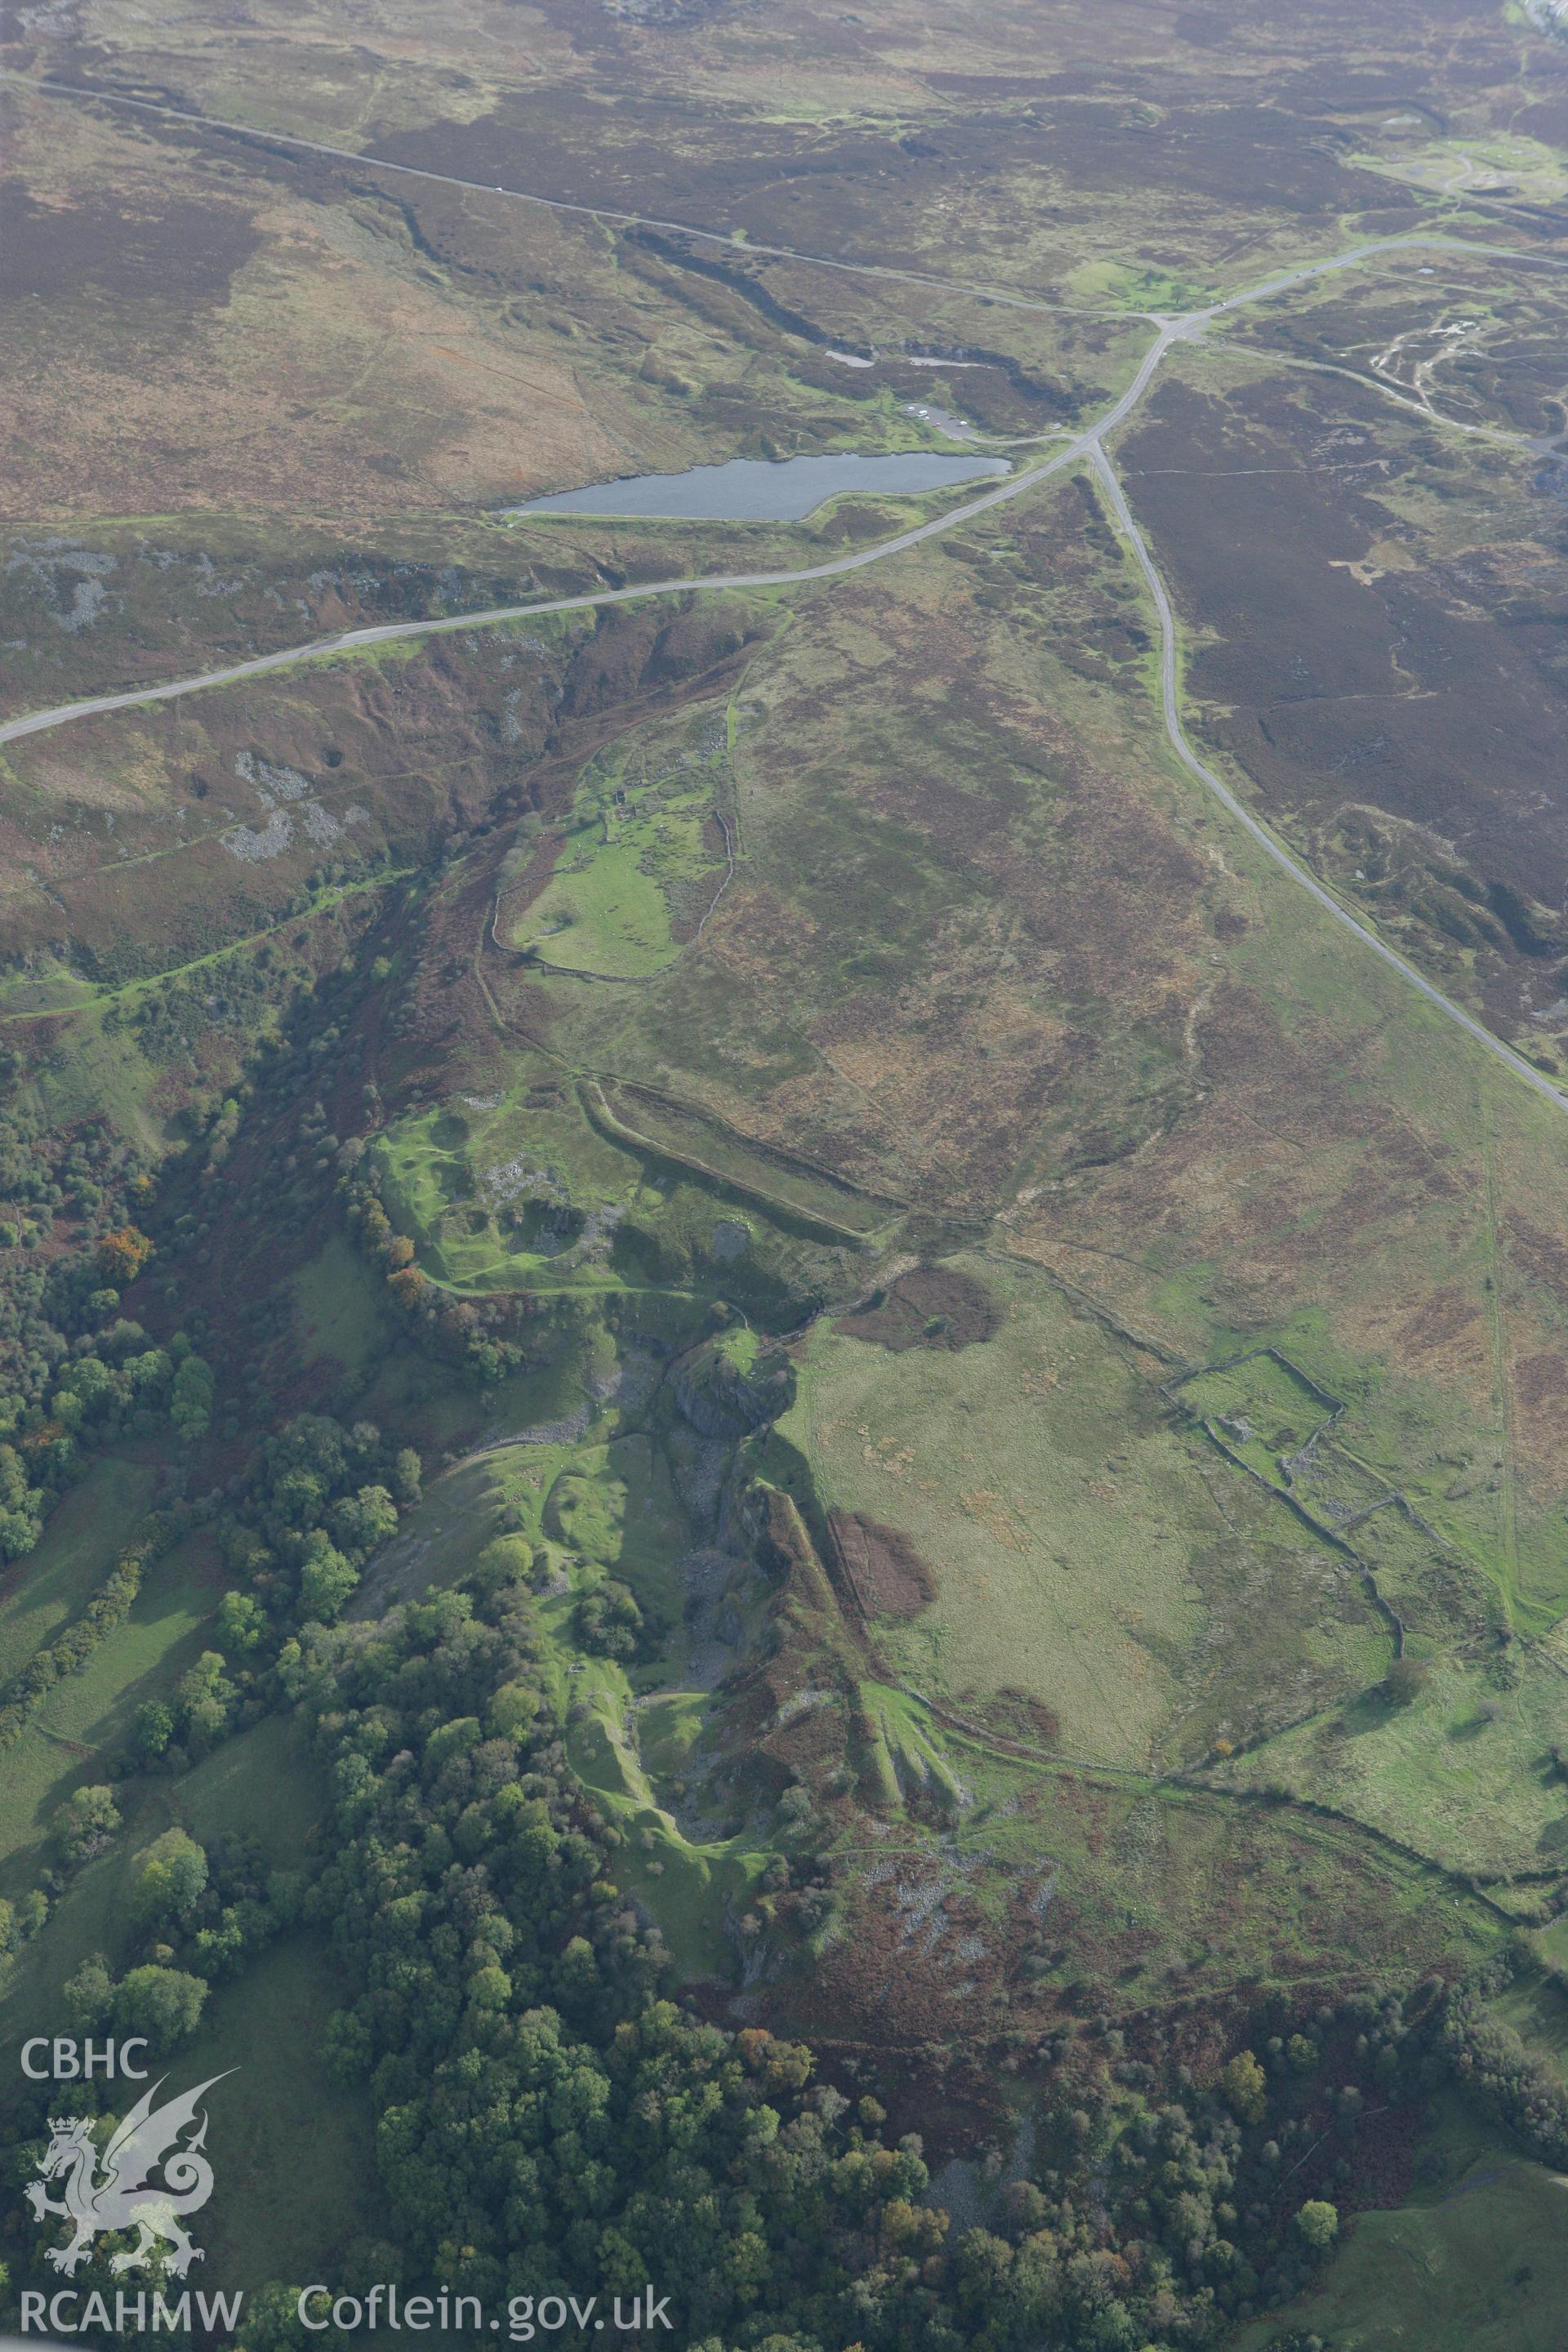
509;449;1009;522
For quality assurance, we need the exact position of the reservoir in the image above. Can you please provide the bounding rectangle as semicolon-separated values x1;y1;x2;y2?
507;449;1010;523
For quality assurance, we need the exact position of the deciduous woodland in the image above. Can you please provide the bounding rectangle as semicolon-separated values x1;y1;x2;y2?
7;0;1568;2346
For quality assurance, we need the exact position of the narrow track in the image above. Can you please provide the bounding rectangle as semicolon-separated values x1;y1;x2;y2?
1087;440;1568;1116
3;73;1099;319
0;232;1547;755
2;78;1565;1117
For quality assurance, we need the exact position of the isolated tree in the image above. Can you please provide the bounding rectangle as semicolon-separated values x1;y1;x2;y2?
467;1962;512;2012
1221;2050;1268;2124
170;1353;216;1440
52;1784;121;1864
488;1681;539;1739
217;1589;267;1652
328;1484;399;1559
114;1964;207;2050
0;1443;42;1561
64;1954;114;2030
124;1346;172;1396
299;1535;359;1623
234;2279;318;2350
1295;2199;1339;2252
1378;1656;1428;1709
574;1577;644;1661
738;2029;813;2096
131;1829;209;1927
177;1651;235;1753
474;1534;533;1594
13;1891;47;1941
96;1226;154;1284
386;1265;426;1310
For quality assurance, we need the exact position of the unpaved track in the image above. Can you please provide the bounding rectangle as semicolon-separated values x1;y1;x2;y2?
2;231;1548;754
4;74;1096;319
1087;442;1568;1115
2;76;1565;1114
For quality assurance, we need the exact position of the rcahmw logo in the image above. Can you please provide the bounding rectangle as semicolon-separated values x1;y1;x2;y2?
20;2068;243;2336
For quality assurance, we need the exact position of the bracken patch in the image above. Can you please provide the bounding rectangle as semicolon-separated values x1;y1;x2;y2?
835;1264;1000;1352
825;1509;937;1619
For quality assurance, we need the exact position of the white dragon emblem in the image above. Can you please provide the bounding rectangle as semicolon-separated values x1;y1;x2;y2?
25;2073;233;2278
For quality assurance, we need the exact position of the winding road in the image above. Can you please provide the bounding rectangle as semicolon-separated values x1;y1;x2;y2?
4;71;1567;1114
1;232;1548;756
1088;441;1568;1114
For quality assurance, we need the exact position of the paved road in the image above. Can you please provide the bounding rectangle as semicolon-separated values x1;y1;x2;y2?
0;441;1093;746
2;90;1565;1117
21;73;1564;344
0;229;1548;755
0;296;1195;747
1086;443;1568;1115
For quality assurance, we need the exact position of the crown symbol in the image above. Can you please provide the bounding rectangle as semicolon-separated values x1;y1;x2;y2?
31;2072;230;2281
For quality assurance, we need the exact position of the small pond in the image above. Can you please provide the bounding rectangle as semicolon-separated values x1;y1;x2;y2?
506;448;1009;523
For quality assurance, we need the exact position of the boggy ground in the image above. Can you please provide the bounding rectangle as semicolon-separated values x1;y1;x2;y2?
33;492;1565;1891
12;0;1568;2327
1115;310;1568;1046
0;74;1136;529
13;0;1546;292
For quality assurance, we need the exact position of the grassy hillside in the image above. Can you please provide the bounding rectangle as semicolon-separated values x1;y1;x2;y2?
1234;2137;1568;2352
11;4;1568;2337
780;1253;1383;1767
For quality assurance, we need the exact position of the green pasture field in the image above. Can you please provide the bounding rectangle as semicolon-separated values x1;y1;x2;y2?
23;1007;166;1149
0;1459;155;1693
1214;893;1568;1626
180;1935;378;2294
1234;2135;1568;2352
0;1714;323;2020
565;1668;769;1978
1354;1502;1459;1592
778;1251;1376;1767
0;1714;365;2297
1065;259;1220;312
636;1690;710;1791
1150;1253;1568;1657
290;1232;397;1378
502;734;728;981
0;965;99;1018
1211;1646;1568;1877
0;1518;216;1890
512;826;688;977
545;1435;688;1613
1494;1962;1568;2091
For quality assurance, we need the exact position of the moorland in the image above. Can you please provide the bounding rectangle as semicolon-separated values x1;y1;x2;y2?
7;0;1568;2345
